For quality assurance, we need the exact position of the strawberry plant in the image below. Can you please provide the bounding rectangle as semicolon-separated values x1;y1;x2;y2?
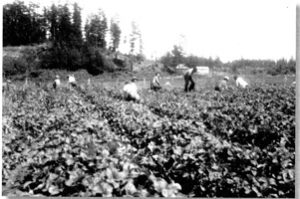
3;80;295;197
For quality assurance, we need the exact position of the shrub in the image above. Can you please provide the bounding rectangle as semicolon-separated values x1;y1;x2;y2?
3;46;42;78
82;46;117;74
3;56;27;77
40;43;83;71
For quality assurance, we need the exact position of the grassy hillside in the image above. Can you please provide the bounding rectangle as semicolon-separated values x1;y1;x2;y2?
3;44;168;82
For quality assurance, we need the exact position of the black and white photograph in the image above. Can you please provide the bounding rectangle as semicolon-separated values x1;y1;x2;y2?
2;0;297;197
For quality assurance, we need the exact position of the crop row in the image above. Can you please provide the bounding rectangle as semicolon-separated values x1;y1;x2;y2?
75;85;295;197
2;83;295;197
3;87;180;197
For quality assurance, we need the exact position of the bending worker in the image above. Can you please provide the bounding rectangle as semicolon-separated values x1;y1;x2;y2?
68;74;77;87
215;76;229;91
123;77;141;102
234;75;248;88
150;72;162;91
184;66;197;92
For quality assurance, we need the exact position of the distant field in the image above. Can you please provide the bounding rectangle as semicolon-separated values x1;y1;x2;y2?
4;72;296;95
88;73;296;91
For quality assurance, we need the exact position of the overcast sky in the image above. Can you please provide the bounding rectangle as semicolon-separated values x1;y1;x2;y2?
2;0;298;62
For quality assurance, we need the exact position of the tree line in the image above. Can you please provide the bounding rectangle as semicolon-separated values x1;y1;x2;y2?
160;45;296;75
3;0;295;76
3;0;143;75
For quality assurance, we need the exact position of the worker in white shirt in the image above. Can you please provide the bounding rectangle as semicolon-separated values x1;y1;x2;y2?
215;76;229;91
68;74;77;87
165;81;171;87
184;67;197;92
234;75;248;88
53;75;61;89
150;73;162;91
123;77;141;102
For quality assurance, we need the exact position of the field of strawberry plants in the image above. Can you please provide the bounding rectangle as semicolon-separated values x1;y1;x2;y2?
2;78;295;197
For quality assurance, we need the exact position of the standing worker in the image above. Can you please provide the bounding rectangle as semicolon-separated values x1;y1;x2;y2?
215;76;229;91
123;77;142;102
184;67;197;92
150;72;162;91
234;75;248;88
53;75;61;89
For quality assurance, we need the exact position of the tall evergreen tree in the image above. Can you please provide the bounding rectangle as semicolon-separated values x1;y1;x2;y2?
3;1;46;46
130;21;137;54
287;57;296;73
138;34;143;55
98;9;108;49
85;15;101;47
57;4;73;46
110;17;121;52
72;3;83;47
48;3;59;42
171;45;184;67
85;9;107;48
129;21;143;55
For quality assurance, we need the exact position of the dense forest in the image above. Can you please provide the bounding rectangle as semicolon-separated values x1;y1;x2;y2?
3;0;143;76
3;0;296;77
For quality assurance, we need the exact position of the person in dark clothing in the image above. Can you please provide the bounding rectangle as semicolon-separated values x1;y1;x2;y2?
183;67;197;92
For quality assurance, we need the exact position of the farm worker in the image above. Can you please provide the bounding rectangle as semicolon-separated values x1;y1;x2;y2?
123;77;141;102
183;67;197;92
215;76;229;91
150;72;162;91
165;81;171;87
25;77;28;86
234;75;248;88
53;75;61;89
68;74;77;87
87;78;91;88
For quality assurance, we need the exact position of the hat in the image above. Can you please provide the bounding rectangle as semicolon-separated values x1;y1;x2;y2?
224;76;229;80
55;75;60;79
131;76;138;81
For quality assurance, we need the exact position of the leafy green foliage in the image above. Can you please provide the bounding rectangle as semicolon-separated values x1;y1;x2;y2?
3;45;46;78
3;80;295;197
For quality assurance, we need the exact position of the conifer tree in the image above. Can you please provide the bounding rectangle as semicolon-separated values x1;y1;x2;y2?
110;17;121;52
85;9;107;48
72;3;83;47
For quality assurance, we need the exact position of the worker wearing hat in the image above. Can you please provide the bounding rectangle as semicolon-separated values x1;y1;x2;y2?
215;76;229;92
123;76;141;102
